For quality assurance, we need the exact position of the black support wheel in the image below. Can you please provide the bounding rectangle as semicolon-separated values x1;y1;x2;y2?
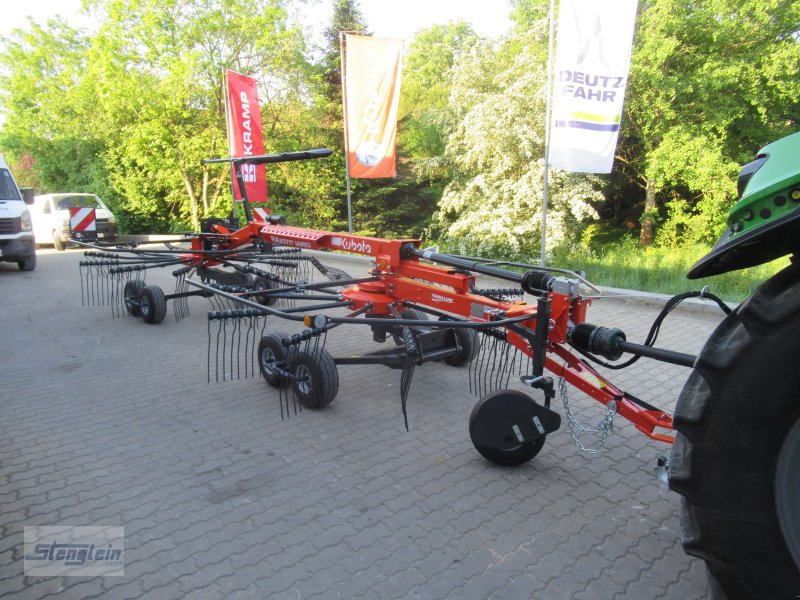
258;331;290;388
390;307;429;345
123;280;146;316
139;285;167;324
400;308;428;321
291;348;339;410
249;274;279;306
438;317;480;366
469;390;547;466
669;262;800;600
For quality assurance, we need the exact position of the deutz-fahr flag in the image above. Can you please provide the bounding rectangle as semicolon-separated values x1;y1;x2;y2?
343;34;404;178
225;69;267;202
549;0;638;173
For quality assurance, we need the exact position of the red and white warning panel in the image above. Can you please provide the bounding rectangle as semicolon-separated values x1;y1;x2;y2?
69;207;98;242
253;207;269;222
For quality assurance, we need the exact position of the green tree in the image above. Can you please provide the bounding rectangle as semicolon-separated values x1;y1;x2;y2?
88;0;311;231
0;0;315;233
432;24;605;259
0;20;108;195
623;0;800;245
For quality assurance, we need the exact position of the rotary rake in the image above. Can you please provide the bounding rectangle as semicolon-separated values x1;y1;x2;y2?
74;132;800;598
76;147;729;466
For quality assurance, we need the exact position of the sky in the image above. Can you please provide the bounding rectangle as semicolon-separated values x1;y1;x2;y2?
0;0;513;43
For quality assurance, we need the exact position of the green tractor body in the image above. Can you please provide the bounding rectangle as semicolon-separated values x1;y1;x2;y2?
689;131;800;279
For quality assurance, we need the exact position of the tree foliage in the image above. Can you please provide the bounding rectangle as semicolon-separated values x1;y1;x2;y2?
431;24;604;259
623;0;800;245
0;0;797;257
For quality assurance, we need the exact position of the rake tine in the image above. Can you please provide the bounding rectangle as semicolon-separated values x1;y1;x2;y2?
473;331;488;396
483;332;497;395
505;347;519;388
88;264;95;306
235;316;242;380
79;263;86;306
207;317;213;384
400;358;415;431
243;316;252;379
217;319;228;381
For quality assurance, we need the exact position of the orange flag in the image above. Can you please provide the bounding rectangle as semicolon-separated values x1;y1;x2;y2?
343;34;404;178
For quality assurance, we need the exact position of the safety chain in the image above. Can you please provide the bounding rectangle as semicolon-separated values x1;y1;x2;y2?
559;376;617;454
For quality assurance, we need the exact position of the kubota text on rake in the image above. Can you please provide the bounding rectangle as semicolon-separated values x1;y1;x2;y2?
75;147;729;466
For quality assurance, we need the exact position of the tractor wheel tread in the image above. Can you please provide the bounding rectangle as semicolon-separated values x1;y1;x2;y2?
669;262;800;599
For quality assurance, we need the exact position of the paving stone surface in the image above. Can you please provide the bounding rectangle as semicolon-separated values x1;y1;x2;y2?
0;248;723;598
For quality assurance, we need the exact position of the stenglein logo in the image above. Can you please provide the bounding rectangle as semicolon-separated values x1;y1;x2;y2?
24;526;124;577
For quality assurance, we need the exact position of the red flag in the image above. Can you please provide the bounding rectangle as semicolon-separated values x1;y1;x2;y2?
343;35;404;178
225;69;267;202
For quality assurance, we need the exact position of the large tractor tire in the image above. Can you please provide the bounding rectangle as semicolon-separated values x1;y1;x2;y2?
669;262;800;600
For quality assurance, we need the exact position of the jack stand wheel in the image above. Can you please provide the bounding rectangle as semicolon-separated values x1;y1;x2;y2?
469;389;553;466
292;348;339;409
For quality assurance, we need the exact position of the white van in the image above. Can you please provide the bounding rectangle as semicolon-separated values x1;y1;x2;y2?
0;155;36;271
32;193;117;250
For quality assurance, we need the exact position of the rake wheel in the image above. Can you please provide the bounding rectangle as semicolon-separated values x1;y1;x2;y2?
438;317;480;367
139;285;167;325
123;280;146;316
292;348;339;410
389;308;429;346
258;331;290;388
669;262;800;599
250;274;279;306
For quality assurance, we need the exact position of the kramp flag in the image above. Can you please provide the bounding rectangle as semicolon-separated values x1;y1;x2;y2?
225;69;267;202
343;34;404;178
549;0;638;173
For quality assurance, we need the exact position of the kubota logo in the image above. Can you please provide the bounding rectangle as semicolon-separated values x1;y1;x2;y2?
431;293;454;304
340;238;372;254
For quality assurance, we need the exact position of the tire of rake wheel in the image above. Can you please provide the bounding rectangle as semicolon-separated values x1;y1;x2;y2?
390;308;429;345
251;275;279;306
669;262;800;600
139;285;167;324
258;331;290;388
439;317;480;367
123;280;146;316
291;348;339;410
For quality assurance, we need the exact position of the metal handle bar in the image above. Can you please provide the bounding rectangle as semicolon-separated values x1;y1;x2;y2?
187;278;537;329
201;148;332;166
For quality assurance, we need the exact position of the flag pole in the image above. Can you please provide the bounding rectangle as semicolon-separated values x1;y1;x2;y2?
541;0;557;266
223;69;237;224
340;31;353;233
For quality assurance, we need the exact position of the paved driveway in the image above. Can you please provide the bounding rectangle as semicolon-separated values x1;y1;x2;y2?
0;249;720;599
